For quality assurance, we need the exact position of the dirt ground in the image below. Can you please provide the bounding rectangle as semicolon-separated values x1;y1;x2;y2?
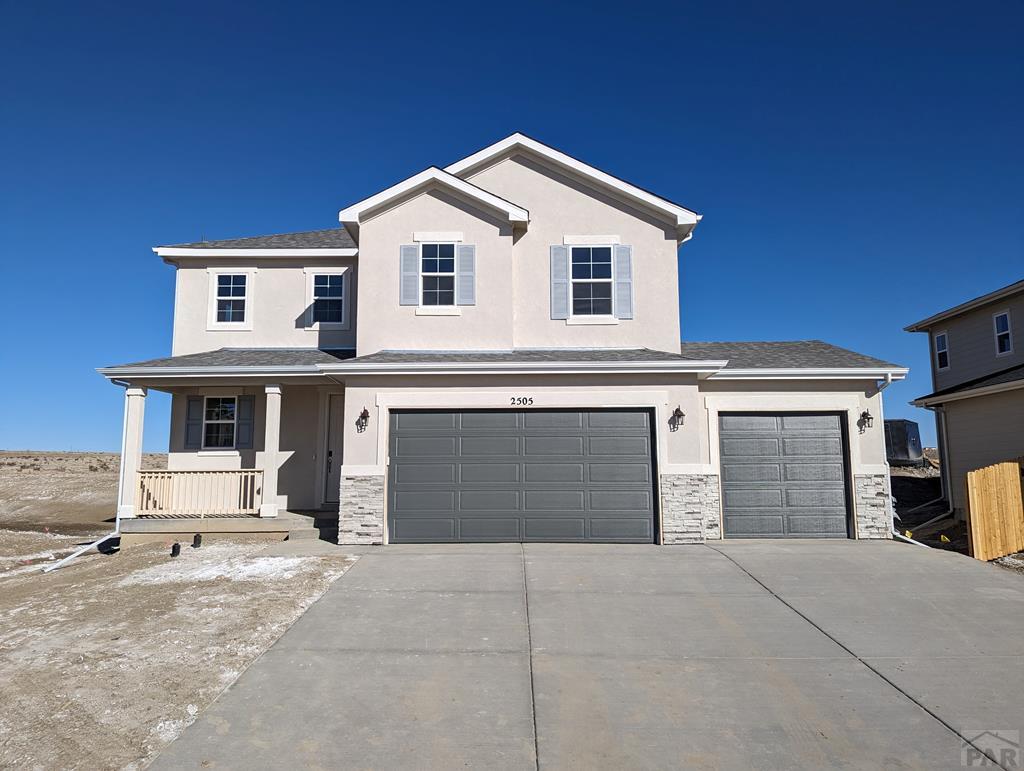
0;451;165;534
0;452;357;769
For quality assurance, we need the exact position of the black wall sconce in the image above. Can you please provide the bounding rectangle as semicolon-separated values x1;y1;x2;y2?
857;409;874;434
669;406;685;432
356;407;370;433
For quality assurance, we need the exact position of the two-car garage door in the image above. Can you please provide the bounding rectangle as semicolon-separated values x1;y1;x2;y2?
719;413;851;538
388;409;656;543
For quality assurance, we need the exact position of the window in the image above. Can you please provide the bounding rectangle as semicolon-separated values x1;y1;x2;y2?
312;274;344;323
934;332;950;370
571;246;613;316
994;311;1013;355
216;275;247;322
202;397;236;449
421;243;455;306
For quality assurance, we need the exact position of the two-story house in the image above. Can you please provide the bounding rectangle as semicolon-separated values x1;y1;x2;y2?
101;134;906;545
906;278;1024;517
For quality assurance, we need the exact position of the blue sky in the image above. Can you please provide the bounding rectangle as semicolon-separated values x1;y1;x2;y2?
1;1;1020;451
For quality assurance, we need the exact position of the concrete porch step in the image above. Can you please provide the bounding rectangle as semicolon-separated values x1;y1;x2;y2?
279;511;340;545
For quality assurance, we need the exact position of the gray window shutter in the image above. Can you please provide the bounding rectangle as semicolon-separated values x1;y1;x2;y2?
456;244;476;305
185;396;203;449
236;395;255;449
614;245;634;320
399;245;419;305
550;245;569;320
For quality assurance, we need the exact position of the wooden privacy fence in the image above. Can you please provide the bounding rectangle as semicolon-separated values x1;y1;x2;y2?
966;460;1024;561
136;469;263;518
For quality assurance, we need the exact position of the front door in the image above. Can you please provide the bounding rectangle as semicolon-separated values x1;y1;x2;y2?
324;393;345;504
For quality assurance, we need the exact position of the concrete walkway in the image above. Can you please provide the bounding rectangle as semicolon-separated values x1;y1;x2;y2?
154;542;1024;770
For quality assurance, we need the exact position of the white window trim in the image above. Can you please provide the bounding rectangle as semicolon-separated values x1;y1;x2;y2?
302;267;352;330
563;235;620;245
934;330;950;371
569;245;616;321
419;242;458;308
207;268;256;331
201;395;238;450
414;231;463;243
993;310;1013;356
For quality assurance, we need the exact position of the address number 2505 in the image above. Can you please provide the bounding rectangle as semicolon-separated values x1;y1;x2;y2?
510;396;534;406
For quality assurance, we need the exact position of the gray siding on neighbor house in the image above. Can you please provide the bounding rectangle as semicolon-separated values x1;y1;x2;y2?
931;293;1024;392
943;389;1024;514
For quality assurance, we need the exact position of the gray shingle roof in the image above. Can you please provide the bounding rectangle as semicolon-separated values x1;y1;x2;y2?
162;228;356;250
348;348;693;364
679;340;902;369
104;348;356;369
915;363;1024;402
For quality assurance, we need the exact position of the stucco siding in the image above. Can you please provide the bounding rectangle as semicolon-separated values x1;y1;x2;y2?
931;293;1024;392
171;258;358;356
943;389;1024;513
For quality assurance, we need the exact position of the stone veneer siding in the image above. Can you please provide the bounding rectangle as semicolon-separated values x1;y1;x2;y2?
338;474;386;545
854;473;893;539
661;474;722;544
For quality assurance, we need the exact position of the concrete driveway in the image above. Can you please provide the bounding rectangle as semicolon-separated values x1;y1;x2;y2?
154;542;1024;770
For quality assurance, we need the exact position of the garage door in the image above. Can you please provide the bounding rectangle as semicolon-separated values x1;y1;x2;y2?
719;413;850;538
388;409;656;543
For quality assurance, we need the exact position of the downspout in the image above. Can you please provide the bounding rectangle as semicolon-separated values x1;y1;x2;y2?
42;383;131;572
873;374;929;547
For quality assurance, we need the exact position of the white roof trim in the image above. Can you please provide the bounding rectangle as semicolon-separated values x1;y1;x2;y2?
338;167;529;227
445;133;701;231
155;248;358;258
911;376;1024;407
905;280;1024;331
708;367;909;381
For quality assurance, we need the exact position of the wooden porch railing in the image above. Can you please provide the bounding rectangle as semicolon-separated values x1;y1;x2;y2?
135;469;264;518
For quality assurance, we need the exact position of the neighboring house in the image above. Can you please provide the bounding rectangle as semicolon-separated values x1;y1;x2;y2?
101;133;907;544
906;279;1024;516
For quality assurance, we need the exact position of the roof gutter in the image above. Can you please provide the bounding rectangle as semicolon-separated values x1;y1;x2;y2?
911;377;1024;407
154;247;358;259
707;367;909;381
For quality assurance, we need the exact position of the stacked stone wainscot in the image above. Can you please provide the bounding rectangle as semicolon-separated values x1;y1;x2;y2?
338;475;386;545
854;473;893;539
661;474;722;544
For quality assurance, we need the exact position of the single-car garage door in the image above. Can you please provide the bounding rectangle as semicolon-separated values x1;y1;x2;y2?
388;409;656;543
719;413;850;538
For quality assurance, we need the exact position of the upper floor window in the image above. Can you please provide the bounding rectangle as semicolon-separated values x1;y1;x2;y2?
313;274;344;322
217;275;247;322
994;311;1013;356
421;243;455;306
934;331;950;371
571;246;613;316
207;268;255;331
203;396;236;449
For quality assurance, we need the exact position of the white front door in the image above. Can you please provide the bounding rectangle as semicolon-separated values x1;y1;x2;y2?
324;393;344;504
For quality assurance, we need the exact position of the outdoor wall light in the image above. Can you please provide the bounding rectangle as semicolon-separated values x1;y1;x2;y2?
857;410;874;434
356;407;371;433
669;406;685;432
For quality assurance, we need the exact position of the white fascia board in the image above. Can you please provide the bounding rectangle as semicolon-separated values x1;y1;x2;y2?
154;248;358;258
320;359;729;376
444;133;701;229
708;367;909;381
338;167;529;226
98;366;321;379
911;377;1024;407
905;281;1024;332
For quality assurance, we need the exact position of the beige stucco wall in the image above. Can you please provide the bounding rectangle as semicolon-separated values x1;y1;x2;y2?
167;385;326;510
466;153;683;352
942;389;1024;513
355;188;515;354
170;257;358;356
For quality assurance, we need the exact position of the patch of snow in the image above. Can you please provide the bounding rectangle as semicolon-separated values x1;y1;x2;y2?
119;545;312;586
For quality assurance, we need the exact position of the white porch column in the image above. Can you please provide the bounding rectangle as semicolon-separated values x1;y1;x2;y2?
259;384;282;518
117;386;147;519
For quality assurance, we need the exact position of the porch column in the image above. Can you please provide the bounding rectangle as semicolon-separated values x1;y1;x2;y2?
117;386;146;519
259;384;281;518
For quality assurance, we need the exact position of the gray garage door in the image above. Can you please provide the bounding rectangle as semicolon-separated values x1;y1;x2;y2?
388;409;656;543
719;413;850;538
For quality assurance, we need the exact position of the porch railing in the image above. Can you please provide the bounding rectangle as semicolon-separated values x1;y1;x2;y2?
135;469;263;518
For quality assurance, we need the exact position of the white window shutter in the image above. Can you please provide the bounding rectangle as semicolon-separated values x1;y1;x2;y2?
456;245;476;305
550;245;569;319
613;245;633;320
399;245;419;305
